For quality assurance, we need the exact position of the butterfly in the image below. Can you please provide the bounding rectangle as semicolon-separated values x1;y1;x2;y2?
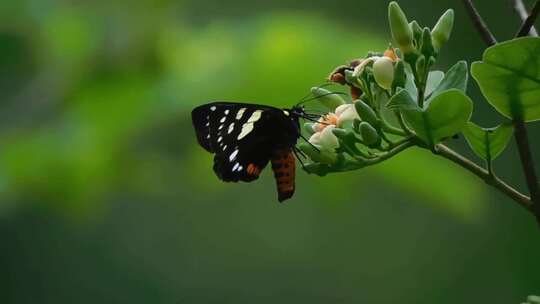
191;102;311;202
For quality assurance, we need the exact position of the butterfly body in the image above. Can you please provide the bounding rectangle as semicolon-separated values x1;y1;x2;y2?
191;102;303;202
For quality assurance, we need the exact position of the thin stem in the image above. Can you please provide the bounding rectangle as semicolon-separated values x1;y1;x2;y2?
435;144;533;212
461;0;540;225
392;135;415;148
416;74;427;109
342;144;374;160
513;120;540;222
512;0;539;36
516;0;540;37
363;140;415;166
461;0;498;45
512;1;540;224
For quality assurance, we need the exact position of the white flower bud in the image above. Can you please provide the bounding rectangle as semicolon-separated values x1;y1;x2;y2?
373;56;395;90
352;57;377;78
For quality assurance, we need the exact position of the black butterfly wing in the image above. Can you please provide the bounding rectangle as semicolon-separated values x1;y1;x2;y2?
192;102;280;182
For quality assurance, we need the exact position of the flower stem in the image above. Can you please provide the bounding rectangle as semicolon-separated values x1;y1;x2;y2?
364;140;415;166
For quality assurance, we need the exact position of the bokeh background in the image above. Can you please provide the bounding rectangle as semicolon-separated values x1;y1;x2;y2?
1;0;539;303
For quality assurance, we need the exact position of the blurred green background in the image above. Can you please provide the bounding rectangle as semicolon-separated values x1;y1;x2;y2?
1;0;539;303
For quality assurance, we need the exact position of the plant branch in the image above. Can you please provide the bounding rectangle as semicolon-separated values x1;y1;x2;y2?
512;120;540;222
511;1;540;223
435;144;533;212
512;0;539;36
461;0;497;46
516;0;540;37
362;140;415;166
462;0;540;224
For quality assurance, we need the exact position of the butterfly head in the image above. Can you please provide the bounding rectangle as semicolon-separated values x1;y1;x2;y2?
289;105;306;118
286;105;323;123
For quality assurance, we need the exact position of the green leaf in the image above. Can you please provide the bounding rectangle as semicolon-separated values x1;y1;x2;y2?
471;37;540;121
429;60;468;101
402;89;473;145
404;68;418;97
387;88;419;110
462;122;513;161
425;70;445;96
404;70;444;100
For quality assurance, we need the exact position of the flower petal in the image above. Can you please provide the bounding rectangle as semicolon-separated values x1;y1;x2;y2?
337;106;360;127
318;125;340;151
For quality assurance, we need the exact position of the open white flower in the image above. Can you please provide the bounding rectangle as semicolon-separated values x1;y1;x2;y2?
309;125;339;151
313;113;338;133
335;104;360;127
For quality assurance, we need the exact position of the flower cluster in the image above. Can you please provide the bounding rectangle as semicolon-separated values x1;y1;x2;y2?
298;1;456;176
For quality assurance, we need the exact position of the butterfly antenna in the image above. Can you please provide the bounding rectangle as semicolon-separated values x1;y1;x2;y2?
295;81;335;106
297;91;348;106
303;110;328;115
300;116;325;124
302;113;324;119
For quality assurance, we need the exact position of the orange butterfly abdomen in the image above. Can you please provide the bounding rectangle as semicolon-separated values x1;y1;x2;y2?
271;149;296;202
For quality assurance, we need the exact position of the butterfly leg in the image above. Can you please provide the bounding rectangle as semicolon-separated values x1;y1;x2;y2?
299;134;320;152
292;147;307;171
294;146;308;159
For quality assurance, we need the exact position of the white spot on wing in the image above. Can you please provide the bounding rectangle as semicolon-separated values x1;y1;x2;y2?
247;110;263;123
224;109;230;115
217;136;223;143
283;110;290;116
210;106;216;111
206;134;210;139
236;110;262;140
232;163;239;171
222;145;227;151
238;166;243;171
229;149;239;161
236;108;246;120
220;117;226;123
227;123;235;134
237;123;254;140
